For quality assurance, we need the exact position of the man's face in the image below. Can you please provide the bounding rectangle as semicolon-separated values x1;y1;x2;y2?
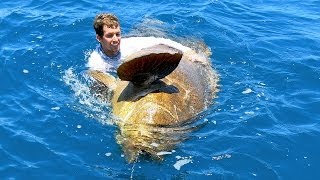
97;25;121;57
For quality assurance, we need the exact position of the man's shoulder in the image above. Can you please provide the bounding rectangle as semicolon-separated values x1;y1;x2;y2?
87;45;120;72
87;47;107;71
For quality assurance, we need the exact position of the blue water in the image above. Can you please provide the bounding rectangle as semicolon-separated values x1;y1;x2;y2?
1;0;320;179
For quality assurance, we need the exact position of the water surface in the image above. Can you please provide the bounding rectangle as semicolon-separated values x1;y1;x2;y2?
1;0;320;179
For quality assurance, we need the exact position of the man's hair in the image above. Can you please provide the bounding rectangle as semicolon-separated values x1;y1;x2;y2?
93;13;120;37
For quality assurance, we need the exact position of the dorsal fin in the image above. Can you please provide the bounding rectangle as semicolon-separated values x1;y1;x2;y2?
117;44;183;86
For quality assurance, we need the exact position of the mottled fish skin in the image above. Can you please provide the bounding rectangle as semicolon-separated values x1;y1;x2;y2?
90;45;219;163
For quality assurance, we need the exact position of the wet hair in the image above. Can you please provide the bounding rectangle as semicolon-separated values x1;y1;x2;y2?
93;13;120;37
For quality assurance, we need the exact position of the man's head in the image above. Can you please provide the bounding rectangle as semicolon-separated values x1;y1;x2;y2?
93;13;121;57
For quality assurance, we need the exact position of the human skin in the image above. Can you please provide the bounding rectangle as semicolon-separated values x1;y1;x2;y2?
96;25;121;57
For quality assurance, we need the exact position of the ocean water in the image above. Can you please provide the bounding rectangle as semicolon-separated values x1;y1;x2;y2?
1;0;320;179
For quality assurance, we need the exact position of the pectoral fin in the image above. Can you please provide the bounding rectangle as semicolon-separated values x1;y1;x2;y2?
89;70;117;91
88;70;117;101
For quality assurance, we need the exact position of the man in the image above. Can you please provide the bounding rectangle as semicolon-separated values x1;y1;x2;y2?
87;13;122;74
87;13;191;76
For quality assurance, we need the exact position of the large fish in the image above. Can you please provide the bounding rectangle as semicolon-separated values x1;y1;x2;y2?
89;38;219;162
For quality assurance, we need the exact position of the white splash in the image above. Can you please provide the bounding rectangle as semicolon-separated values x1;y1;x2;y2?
150;142;159;147
242;88;253;94
62;68;113;125
244;111;255;115
156;151;172;156
51;106;60;110
120;37;191;59
173;158;192;170
212;154;232;160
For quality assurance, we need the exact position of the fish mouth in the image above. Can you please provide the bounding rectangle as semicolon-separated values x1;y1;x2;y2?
115;116;208;163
